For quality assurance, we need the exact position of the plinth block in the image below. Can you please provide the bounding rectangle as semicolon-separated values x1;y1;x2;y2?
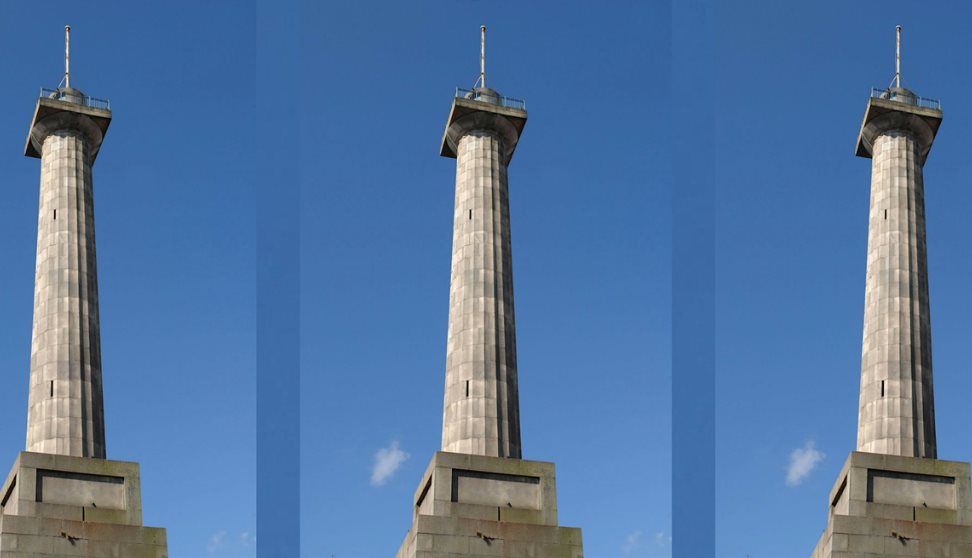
810;451;972;558
396;452;582;558
0;452;167;557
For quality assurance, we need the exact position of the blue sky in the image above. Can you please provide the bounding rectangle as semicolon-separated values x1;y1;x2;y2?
0;3;255;558
12;3;967;557
298;2;671;557
715;2;972;556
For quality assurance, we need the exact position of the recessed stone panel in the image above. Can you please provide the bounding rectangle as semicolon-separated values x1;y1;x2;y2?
36;469;125;510
867;469;955;509
452;469;540;510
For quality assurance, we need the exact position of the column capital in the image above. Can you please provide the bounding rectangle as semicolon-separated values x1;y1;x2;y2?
856;93;941;163
25;94;111;162
440;95;527;160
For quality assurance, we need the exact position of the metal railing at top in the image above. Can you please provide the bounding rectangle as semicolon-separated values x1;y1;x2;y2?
40;88;111;111
455;87;526;110
870;87;940;110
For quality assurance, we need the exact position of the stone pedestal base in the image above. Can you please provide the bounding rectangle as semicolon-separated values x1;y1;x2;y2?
810;451;972;557
0;452;167;557
395;452;583;558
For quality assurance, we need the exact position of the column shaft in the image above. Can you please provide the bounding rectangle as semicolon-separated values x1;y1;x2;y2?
857;130;936;458
25;129;105;458
441;129;521;458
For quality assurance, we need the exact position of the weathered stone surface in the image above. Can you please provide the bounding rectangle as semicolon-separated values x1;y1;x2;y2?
24;95;111;459
0;452;167;557
440;93;527;459
856;95;942;458
1;452;143;526
808;87;965;558
809;452;972;558
396;453;582;558
397;88;581;558
0;87;169;558
0;515;167;558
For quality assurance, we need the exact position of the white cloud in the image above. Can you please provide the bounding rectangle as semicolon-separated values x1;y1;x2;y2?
787;440;825;486
207;530;227;554
622;527;673;558
371;440;409;486
623;529;671;557
622;530;643;555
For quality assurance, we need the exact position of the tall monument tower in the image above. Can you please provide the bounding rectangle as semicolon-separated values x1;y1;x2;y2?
440;25;523;459
0;27;168;557
396;28;583;558
855;25;937;459
809;28;972;558
25;25;108;460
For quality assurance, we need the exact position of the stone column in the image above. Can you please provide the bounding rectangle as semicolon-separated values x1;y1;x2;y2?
441;101;523;458
25;108;106;458
857;106;937;458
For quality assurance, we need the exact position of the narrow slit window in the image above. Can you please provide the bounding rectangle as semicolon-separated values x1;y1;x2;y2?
468;209;472;220
884;209;887;220
466;380;470;397
53;209;57;220
50;381;54;397
881;380;885;397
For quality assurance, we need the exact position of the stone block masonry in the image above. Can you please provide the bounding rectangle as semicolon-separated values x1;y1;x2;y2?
855;94;941;459
24;97;110;459
1;81;168;557
440;93;526;459
442;128;520;458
